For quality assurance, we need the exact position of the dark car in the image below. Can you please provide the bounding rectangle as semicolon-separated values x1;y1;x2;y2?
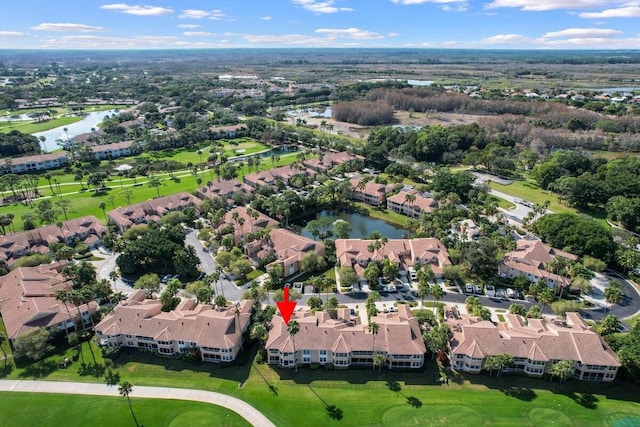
197;272;205;280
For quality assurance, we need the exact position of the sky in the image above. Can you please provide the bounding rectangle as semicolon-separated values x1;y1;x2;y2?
0;0;639;50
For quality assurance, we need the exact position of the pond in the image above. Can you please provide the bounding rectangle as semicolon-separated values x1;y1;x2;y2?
296;209;408;239
33;110;119;152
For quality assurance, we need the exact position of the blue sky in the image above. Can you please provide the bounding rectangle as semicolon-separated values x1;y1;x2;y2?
0;0;639;49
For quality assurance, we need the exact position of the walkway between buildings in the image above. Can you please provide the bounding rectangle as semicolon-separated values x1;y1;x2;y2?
0;380;275;427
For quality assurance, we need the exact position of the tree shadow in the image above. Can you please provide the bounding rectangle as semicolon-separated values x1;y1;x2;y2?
77;362;105;377
0;363;13;378
386;380;402;392
104;370;121;386
406;396;423;408
308;385;344;421
18;360;57;378
502;386;537;402
252;364;278;396
567;392;598;409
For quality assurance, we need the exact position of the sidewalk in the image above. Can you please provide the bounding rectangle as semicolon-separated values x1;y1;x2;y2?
0;380;275;427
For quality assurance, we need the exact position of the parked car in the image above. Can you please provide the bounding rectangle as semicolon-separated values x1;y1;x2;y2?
506;288;515;298
496;288;507;298
475;285;483;295
171;274;180;280
160;274;171;283
514;289;524;300
465;283;474;293
197;272;205;280
485;285;496;298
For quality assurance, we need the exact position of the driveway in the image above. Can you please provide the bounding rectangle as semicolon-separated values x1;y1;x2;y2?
0;380;275;427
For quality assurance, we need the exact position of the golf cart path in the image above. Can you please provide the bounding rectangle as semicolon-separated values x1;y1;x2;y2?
0;380;275;427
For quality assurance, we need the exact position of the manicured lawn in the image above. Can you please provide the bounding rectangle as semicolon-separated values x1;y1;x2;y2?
355;203;410;228
0;116;83;134
489;194;516;210
0;392;250;427
3;343;640;427
488;180;577;215
0;149;312;223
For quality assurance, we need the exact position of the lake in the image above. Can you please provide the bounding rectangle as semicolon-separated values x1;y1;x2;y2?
33;110;118;152
296;209;407;239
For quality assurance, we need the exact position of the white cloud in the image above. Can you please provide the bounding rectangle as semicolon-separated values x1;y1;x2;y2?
260;16;272;20
580;5;640;18
291;0;354;14
538;36;640;48
100;3;174;16
179;9;228;20
484;0;621;11
315;28;384;39
177;24;201;29
388;32;401;37
242;33;329;45
481;33;527;43
183;31;218;37
542;28;622;38
391;0;469;12
30;23;104;32
0;31;28;37
35;34;229;49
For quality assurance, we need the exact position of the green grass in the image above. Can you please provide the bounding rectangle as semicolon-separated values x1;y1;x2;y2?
355;203;409;228
0;147;310;223
0;392;250;427
489;194;516;210
246;269;264;281
488;180;578;215
2;337;640;427
0;116;83;134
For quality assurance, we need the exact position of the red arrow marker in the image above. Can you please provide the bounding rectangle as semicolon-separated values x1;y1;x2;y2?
276;286;297;325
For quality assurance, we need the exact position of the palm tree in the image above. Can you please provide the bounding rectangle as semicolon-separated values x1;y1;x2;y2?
287;320;300;373
368;321;379;370
148;176;161;198
416;265;434;309
604;281;623;315
63;127;69;142
55;289;76;334
118;380;140;427
0;330;8;371
98;202;107;221
430;284;444;315
39;135;47;153
546;256;569;299
373;353;386;373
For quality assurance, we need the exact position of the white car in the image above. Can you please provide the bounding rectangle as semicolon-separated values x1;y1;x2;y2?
506;288;515;298
465;283;474;293
486;285;496;297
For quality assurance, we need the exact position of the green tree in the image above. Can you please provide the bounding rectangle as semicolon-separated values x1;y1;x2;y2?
363;262;381;287
118;380;140;427
134;273;160;298
307;296;324;311
287;320;300;373
13;328;54;364
368;321;379;370
195;286;214;305
527;304;542;319
148;176;162;198
549;360;574;383
373;353;386;373
214;294;227;310
598;314;621;336
250;323;268;346
333;219;352;239
338;267;359;289
301;252;327;273
0;330;8;370
604;281;623;315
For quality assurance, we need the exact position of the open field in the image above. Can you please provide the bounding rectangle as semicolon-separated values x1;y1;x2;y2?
487;180;577;215
488;194;516;210
0;149;308;222
0;105;131;134
0;392;250;427
2;344;639;427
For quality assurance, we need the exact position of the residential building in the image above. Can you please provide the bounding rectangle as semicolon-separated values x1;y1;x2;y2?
386;190;438;218
349;178;398;206
303;151;364;174
499;239;578;287
246;228;325;277
0;216;107;267
446;308;621;381
335;238;451;279
91;140;137;160
0;152;69;175
107;192;201;232
94;291;251;363
243;165;303;188
452;219;481;241
212;206;279;245
209;124;247;139
266;304;425;370
196;178;252;201
0;263;98;341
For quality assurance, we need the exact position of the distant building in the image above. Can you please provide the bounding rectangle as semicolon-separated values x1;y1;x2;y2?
95;291;252;363
386;190;438;218
246;228;325;277
0;263;98;341
0;216;106;267
335;238;451;280
266;304;425;370
0;152;69;175
499;239;578;287
446;308;621;381
212;206;279;246
91;140;138;160
349;178;398;206
196;178;252;201
107;192;201;232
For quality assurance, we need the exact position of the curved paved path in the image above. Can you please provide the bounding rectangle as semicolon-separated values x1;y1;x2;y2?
0;380;275;427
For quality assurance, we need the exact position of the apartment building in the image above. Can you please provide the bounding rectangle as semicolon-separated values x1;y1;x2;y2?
386;190;438;218
0;263;98;340
107;192;201;232
446;308;621;382
266;304;425;370
95;291;252;363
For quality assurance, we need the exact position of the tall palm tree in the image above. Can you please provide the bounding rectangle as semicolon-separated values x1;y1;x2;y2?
287;320;300;373
0;330;8;371
118;380;140;427
368;321;379;370
430;284;444;315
